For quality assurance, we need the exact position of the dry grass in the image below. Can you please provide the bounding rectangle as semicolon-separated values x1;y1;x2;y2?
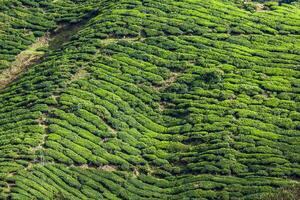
255;3;266;12
99;165;117;171
155;72;180;91
263;185;300;200
0;35;49;89
70;69;89;82
99;36;144;47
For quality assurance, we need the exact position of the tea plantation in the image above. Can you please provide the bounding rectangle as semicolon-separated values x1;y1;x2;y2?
0;0;299;199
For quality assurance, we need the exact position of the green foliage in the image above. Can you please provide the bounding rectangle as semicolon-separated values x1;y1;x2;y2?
0;0;299;199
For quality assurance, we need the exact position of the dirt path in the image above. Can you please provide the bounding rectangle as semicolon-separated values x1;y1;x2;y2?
0;9;100;91
0;35;49;90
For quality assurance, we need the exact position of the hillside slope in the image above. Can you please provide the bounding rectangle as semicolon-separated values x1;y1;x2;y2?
0;0;300;199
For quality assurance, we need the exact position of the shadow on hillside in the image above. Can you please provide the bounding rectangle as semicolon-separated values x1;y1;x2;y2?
0;9;99;91
48;8;99;51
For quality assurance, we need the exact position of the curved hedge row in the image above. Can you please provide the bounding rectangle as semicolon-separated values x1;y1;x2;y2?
0;0;299;199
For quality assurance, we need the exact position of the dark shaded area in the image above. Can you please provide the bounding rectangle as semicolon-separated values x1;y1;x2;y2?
48;9;99;50
279;0;298;5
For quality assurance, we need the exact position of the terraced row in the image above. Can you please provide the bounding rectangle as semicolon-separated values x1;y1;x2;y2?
0;0;299;199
